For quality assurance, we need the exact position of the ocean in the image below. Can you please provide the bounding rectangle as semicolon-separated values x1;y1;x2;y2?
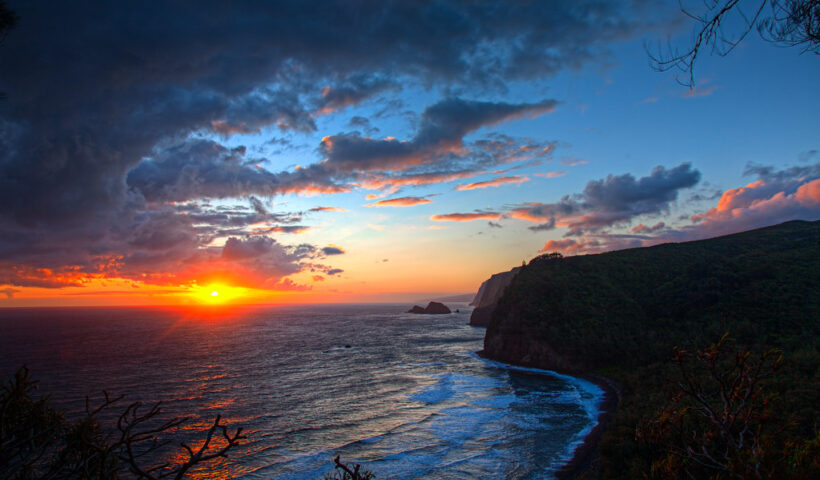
0;304;603;479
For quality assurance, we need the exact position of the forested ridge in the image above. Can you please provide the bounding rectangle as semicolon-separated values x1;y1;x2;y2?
485;220;820;478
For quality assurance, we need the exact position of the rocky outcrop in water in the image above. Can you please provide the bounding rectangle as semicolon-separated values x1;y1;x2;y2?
407;301;451;314
468;267;520;326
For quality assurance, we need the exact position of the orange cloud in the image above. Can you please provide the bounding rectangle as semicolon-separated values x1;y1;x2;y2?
5;265;93;288
796;178;820;205
539;238;586;255
365;196;433;207
691;177;820;229
431;212;503;221
506;204;550;223
456;175;529;191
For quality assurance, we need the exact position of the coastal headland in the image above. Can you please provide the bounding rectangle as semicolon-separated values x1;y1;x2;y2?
475;220;820;479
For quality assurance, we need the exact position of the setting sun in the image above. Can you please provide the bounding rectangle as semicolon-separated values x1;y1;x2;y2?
190;284;246;305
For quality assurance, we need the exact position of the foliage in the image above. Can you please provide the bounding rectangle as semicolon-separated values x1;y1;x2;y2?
649;0;820;87
637;335;819;479
0;367;246;479
488;220;820;479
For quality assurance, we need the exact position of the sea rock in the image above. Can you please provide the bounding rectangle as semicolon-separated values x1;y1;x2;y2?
423;301;451;314
407;301;451;314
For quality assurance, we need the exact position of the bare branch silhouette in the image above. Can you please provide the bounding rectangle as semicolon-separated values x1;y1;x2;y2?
649;1;819;87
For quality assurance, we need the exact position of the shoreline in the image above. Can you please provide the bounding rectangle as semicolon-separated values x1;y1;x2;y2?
476;350;621;480
554;372;621;480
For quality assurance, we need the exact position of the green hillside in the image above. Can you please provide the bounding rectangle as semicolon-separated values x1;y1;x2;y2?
484;220;820;479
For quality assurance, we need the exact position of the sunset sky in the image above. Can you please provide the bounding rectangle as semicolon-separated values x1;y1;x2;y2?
0;1;818;306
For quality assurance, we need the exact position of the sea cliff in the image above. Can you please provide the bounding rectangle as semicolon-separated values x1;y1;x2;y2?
468;266;520;326
479;220;820;479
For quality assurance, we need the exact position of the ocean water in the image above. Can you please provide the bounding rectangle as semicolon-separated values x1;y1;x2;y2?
0;304;602;479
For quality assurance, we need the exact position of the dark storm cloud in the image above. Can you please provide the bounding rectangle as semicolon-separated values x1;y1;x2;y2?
222;236;283;260
0;0;645;222
319;98;558;173
126;139;343;203
211;88;317;135
0;0;652;288
509;164;701;234
317;75;398;114
127;140;268;202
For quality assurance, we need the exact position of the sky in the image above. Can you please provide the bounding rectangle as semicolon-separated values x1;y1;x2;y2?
0;1;818;307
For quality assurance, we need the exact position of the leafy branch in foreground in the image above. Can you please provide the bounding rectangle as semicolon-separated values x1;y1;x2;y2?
638;334;819;479
0;366;246;479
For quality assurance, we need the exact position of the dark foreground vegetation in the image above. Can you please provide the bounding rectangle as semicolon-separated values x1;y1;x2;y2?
0;367;376;479
0;367;246;479
486;220;820;479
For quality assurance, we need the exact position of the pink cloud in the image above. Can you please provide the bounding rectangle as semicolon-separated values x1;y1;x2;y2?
632;221;665;234
431;212;504;222
310;206;348;212
796;178;820;205
689;177;820;236
535;171;567;178
366;196;433;207
456;175;529;191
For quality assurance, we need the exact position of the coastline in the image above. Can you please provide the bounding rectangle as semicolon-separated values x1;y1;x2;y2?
476;350;621;480
553;373;621;480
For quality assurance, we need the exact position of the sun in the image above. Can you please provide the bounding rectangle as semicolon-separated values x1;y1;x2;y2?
189;283;245;305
